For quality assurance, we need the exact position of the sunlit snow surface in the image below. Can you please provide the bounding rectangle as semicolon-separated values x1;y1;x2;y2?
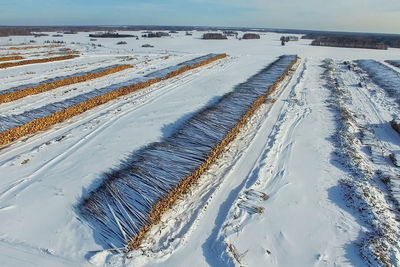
0;54;219;132
79;55;296;249
0;31;399;267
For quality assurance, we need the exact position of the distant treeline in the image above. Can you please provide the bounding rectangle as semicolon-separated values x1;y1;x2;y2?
0;26;226;37
0;27;31;37
89;32;136;38
203;33;227;40
243;33;260;39
0;25;319;37
311;36;387;50
281;36;299;42
142;31;170;38
304;33;400;49
1;26;400;50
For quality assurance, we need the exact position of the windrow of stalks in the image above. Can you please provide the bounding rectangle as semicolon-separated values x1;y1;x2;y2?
0;64;133;104
0;55;24;62
391;119;400;135
356;60;400;105
7;45;59;50
48;49;80;56
0;55;78;69
78;55;298;250
0;54;226;146
386;60;400;69
324;59;400;266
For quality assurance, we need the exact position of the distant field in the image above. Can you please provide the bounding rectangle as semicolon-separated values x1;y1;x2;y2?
0;30;399;267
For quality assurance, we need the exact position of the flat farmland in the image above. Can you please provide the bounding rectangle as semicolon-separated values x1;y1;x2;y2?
0;31;399;267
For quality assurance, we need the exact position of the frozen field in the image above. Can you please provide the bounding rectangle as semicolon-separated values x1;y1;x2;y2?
0;31;399;267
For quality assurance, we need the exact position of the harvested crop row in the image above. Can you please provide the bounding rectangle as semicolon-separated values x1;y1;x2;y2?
0;53;226;146
0;64;132;104
391;119;400;135
7;45;59;50
0;55;78;69
386;60;400;69
48;49;80;56
324;59;400;267
356;60;400;105
0;55;24;62
78;55;298;250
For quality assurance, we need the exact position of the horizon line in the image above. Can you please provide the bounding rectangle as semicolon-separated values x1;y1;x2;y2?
0;24;399;36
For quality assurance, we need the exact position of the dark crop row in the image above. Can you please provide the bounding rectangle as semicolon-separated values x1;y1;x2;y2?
0;64;132;104
356;60;400;105
0;54;226;146
78;55;298;250
0;54;78;69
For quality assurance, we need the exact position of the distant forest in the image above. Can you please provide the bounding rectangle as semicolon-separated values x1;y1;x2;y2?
0;26;32;37
0;26;219;37
303;33;400;50
1;26;400;50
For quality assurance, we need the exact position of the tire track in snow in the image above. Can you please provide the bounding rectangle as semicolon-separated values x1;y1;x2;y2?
338;61;400;211
326;59;400;266
118;59;303;267
216;60;310;265
0;55;127;87
0;236;76;266
0;55;175;116
0;56;234;207
0;55;233;162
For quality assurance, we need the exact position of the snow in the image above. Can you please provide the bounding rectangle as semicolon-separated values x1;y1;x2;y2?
0;54;221;132
0;31;400;266
78;55;297;250
356;59;400;105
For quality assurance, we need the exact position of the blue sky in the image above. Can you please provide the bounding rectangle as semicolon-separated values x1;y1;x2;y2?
1;0;399;34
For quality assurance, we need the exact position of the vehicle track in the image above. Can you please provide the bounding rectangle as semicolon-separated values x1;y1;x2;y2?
119;58;303;266
0;54;167;94
0;55;189;118
0;55;139;88
0;56;234;206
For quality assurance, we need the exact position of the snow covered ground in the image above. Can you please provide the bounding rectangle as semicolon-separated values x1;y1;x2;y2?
0;31;399;266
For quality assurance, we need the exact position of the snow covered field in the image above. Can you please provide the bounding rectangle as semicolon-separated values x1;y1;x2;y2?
0;31;399;266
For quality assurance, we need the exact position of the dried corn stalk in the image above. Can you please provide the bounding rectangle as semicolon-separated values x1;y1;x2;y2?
0;64;132;103
78;55;297;250
0;54;226;146
0;55;78;69
0;55;24;62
